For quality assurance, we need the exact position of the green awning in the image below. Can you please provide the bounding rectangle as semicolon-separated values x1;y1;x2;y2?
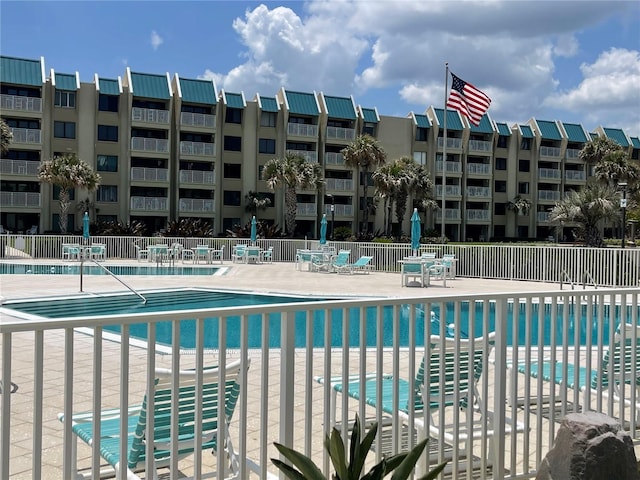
414;114;430;128
536;120;562;140
434;108;463;131
323;95;356;120
0;56;44;86
284;90;319;116
520;125;534;138
98;78;120;95
603;127;629;147
130;72;170;100
631;137;640;149
180;78;216;105
470;114;493;134
54;73;77;91
259;95;279;112
360;107;378;123
224;92;245;108
562;123;588;143
496;122;511;136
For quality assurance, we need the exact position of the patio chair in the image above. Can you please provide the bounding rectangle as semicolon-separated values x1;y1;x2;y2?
194;245;211;264
209;245;225;264
89;243;106;261
58;358;249;480
334;255;374;274
245;246;262;264
260;246;273;264
232;245;246;264
0;225;11;234
26;225;38;235
329;250;351;272
401;259;428;287
134;244;149;262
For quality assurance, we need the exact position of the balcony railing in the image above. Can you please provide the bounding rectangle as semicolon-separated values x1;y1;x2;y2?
435;160;461;173
565;170;586;181
435;185;461;196
326;126;355;141
131;107;170;125
0;191;41;207
466;163;491;175
436;137;462;149
287;123;318;137
130;167;169;182
325;178;354;191
566;148;581;160
130;196;168;211
540;146;561;158
466;186;491;198
435;208;461;220
287;149;317;163
538;168;561;180
468;139;492;152
466;208;491;221
537;211;550;222
538;190;561;201
296;202;317;215
0;93;42;112
324;152;345;166
0;159;40;176
131;137;169;153
180;141;215;157
180;112;216;128
179;170;214;184
9;127;41;144
325;204;354;216
179;198;214;213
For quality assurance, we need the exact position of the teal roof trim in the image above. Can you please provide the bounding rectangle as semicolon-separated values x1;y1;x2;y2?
470;114;493;134
259;96;279;112
130;72;170;100
435;108;463;131
496;122;511;136
415;114;430;128
590;132;598;141
603;128;629;147
98;78;120;95
180;78;216;105
520;125;534;138
285;90;319;116
631;137;640;149
54;73;77;91
225;92;245;109
324;95;356;120
361;107;378;123
562;123;588;143
536;120;562;140
0;56;43;86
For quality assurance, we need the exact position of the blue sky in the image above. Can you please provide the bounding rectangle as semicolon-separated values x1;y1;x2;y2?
2;1;639;135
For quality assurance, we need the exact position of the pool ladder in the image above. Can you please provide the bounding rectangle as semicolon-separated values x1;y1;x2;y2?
560;269;596;290
83;259;147;304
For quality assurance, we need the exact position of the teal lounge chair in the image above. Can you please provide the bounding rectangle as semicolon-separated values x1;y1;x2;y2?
59;358;249;479
329;250;351;272
335;255;374;274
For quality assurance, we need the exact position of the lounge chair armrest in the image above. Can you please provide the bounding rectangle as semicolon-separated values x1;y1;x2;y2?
314;373;387;387
58;405;143;424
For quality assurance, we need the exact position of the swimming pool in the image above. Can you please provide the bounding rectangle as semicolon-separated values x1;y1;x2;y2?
0;263;222;276
3;288;637;349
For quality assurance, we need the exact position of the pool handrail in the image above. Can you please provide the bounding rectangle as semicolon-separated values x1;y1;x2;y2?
85;259;147;304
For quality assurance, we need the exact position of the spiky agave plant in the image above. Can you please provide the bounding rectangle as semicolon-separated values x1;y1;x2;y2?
272;414;447;480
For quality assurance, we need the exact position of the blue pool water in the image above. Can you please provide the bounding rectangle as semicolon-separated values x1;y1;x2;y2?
4;289;637;349
0;263;220;276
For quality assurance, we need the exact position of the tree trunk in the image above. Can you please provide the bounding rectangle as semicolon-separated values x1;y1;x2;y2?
58;188;70;234
284;186;297;237
362;168;369;234
584;223;604;248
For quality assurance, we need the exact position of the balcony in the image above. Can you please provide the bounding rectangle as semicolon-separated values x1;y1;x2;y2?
287;149;317;163
180;112;216;128
466;163;491;175
435;208;461;220
324;152;345;166
179;170;214;184
565;170;586;181
287;123;318;137
131;137;169;153
325;204;354;216
0;191;41;207
130;196;168;211
540;146;561;158
131;107;170;125
538;168;561;180
466;208;491;221
1;94;42;113
435;160;461;173
9;127;41;145
466;186;491;198
325;178;354;191
179;198;214;213
180;141;215;157
566;148;581;160
537;211;550;222
326;126;355;141
435;185;462;197
0;159;40;176
468;139;492;152
296;202;317;215
436;137;462;149
538;190;561;201
130;167;169;182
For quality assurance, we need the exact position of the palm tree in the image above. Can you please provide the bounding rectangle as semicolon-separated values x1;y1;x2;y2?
262;153;324;237
372;162;400;235
548;181;619;248
578;136;623;165
39;153;101;233
341;135;387;234
1;119;12;155
593;149;640;188
244;190;272;215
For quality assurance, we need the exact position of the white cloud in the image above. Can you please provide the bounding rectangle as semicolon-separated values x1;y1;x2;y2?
150;30;163;51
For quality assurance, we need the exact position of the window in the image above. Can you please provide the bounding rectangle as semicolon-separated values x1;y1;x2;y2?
54;90;76;108
518;182;529;194
415;127;428;142
494;225;505;237
223;163;241;179
260;111;277;127
98;94;118;112
517;226;529;238
519;159;530;172
97;125;118;142
494;180;507;193
413;151;427;165
362;123;376;136
225;108;242;124
497;136;508;148
259;138;276;154
495;157;507;170
223;190;241;206
54;121;76;139
6;118;39;129
97;155;118;172
520;138;531;150
223;217;241;232
224;136;242;151
53;186;75;200
97;185;117;202
494;203;506;215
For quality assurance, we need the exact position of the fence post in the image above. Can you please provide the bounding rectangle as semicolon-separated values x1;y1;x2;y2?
492;298;508;479
280;310;296;451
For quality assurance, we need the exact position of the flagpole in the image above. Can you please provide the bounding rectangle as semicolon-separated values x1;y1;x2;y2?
441;63;448;242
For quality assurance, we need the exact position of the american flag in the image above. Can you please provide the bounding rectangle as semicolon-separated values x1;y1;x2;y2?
446;73;491;126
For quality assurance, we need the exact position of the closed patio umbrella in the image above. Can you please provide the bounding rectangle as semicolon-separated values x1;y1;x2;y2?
319;214;327;245
250;216;257;245
411;208;421;255
83;212;90;240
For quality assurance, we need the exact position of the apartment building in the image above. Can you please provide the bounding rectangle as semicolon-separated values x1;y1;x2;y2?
2;55;639;240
